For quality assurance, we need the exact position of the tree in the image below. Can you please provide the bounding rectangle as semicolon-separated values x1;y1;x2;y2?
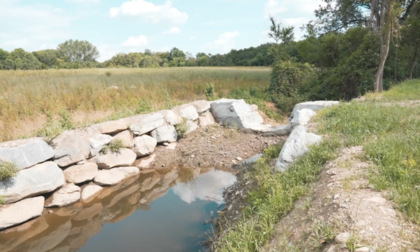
57;39;99;66
268;17;294;45
33;49;59;68
0;49;9;69
8;48;42;70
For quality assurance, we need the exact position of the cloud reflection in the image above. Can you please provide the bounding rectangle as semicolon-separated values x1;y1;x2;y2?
172;169;236;204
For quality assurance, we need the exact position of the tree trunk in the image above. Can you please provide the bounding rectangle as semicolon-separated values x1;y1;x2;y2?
374;0;393;93
409;44;419;79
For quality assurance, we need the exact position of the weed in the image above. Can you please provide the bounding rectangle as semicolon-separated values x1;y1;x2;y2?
135;99;152;114
0;196;4;205
105;71;112;77
37;110;74;139
175;119;189;139
346;233;359;252
205;83;215;100
0;161;18;181
310;221;337;249
100;139;124;154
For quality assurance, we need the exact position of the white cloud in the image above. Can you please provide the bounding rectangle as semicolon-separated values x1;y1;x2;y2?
122;35;148;47
110;0;188;24
207;31;239;54
164;26;181;34
68;0;100;4
189;36;196;40
264;0;287;18
0;2;71;51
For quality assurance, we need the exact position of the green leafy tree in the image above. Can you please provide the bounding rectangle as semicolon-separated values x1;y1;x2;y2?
0;49;9;69
57;39;99;67
8;48;42;70
33;49;59;68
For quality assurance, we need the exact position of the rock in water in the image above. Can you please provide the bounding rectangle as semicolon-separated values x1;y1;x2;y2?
0;196;45;230
45;183;81;207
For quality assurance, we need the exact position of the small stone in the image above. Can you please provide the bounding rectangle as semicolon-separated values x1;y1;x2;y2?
335;232;351;244
355;247;373;252
236;157;243;161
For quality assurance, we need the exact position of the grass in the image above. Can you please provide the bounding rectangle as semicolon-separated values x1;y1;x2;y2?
317;79;420;223
0;161;18;181
212;139;339;251
0;67;270;141
100;139;124;154
175;118;188;139
212;79;420;251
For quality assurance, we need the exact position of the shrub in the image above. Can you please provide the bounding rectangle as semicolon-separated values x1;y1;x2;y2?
135;99;152;114
175;119;188;139
269;60;314;96
205;82;215;100
0;161;18;181
100;139;124;154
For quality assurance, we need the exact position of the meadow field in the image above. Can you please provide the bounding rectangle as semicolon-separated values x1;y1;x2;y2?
0;67;271;141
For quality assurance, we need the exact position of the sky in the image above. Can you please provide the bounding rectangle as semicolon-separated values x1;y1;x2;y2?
0;0;324;62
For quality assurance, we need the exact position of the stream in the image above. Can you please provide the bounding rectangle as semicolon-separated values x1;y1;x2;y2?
0;166;237;252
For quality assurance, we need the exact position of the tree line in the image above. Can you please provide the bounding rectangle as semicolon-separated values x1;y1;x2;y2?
0;39;274;70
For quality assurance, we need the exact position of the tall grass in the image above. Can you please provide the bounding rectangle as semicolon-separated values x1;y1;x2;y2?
0;67;270;141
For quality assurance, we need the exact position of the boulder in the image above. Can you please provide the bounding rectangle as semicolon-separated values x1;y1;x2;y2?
52;130;91;167
0;138;54;170
93;167;139;186
191;100;210;113
112;130;134;148
261;124;292;136
89;133;113;157
160;110;182;125
151;125;178;143
129;113;165;135
198;111;215;127
0;196;44;230
291;100;339;116
95;148;136;169
172;104;199;121
185;120;198;134
81;184;103;202
134;154;156;169
0;161;65;204
210;99;264;129
63;162;98;184
133;135;157;157
290;108;317;127
45;183;80;207
275;125;322;172
92;119;127;134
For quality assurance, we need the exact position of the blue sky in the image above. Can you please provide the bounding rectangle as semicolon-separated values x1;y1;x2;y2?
0;0;323;62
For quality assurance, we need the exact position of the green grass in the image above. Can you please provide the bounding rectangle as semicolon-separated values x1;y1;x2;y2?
0;67;270;141
0;161;18;181
100;139;124;154
317;79;420;223
212;79;420;251
212;139;339;251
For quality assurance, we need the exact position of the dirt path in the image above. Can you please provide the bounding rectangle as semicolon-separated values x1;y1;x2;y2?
263;146;419;252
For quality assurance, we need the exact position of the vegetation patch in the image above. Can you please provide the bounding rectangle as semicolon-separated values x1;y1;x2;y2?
175;119;189;139
0;161;18;181
100;139;124;154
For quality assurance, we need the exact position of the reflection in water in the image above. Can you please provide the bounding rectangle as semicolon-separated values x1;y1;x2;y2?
173;169;237;204
0;167;236;252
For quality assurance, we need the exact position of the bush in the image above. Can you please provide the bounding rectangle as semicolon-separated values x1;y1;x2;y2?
0;161;18;181
269;60;314;96
100;139;124;154
205;83;215;100
175;119;188;139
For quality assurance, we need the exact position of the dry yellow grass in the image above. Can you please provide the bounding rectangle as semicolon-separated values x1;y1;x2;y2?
0;67;270;141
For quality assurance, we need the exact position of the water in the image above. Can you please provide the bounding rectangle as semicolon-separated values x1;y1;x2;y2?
0;167;237;252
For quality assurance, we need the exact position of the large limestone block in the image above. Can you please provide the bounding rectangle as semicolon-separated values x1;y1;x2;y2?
129;113;165;135
0;196;44;230
210;99;264;129
275;125;322;172
81;184;103;202
63;162;98;184
0;138;54;170
185;120;199;134
0;161;65;204
261;123;292;136
112;130;134;148
133;135;157;157
198;111;215;128
45;183;80;207
52;130;91;167
95;148;136;169
93;167;139;186
291;100;339;116
191;100;210;113
151;125;178;143
92;119;127;134
290;108;317;127
160;110;182;125
89;133;113;157
172;104;199;121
